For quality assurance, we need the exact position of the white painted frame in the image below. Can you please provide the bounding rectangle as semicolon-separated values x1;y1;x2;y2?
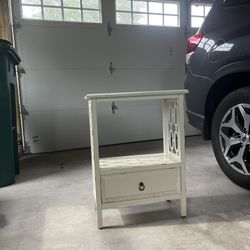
86;90;188;228
115;0;181;27
20;0;102;23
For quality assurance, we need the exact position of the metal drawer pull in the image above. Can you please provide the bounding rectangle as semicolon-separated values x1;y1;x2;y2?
139;182;145;191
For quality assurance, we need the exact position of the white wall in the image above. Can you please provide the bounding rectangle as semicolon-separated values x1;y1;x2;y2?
13;0;199;153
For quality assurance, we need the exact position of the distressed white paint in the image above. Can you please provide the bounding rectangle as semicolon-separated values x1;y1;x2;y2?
86;90;187;228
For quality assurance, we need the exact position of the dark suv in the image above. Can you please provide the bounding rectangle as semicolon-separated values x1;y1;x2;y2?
185;0;250;189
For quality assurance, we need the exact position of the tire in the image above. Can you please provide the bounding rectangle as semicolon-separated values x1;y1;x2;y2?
211;87;250;190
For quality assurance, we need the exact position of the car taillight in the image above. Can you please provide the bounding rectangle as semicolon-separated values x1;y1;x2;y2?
187;33;204;54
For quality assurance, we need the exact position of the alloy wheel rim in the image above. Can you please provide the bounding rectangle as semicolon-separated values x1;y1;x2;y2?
219;103;250;176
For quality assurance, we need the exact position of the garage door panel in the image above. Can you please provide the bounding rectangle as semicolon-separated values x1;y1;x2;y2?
17;25;109;70
25;102;163;153
26;101;198;153
98;102;162;145
15;7;200;152
109;68;186;90
22;68;186;112
21;64;199;153
25;110;90;153
22;70;114;111
111;27;186;68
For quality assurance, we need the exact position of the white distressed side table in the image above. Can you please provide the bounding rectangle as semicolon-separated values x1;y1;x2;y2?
85;90;188;228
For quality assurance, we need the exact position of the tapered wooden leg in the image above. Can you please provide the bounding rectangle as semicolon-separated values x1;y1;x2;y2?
97;205;103;229
180;197;187;218
88;100;103;228
177;95;187;219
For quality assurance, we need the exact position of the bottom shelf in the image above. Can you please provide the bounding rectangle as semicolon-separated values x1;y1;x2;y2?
100;153;180;174
102;194;181;209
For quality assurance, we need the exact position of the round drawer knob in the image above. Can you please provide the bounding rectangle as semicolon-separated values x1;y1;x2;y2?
139;182;145;191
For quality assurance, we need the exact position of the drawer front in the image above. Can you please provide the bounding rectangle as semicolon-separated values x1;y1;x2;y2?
101;168;180;203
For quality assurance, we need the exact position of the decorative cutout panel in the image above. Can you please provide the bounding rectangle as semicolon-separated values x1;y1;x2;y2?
168;100;179;157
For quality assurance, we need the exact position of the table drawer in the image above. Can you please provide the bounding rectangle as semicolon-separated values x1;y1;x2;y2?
101;168;180;203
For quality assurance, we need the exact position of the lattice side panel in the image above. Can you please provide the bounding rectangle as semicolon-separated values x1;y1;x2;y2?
168;100;180;158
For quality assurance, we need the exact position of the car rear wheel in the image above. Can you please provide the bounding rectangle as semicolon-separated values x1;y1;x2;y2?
211;87;250;190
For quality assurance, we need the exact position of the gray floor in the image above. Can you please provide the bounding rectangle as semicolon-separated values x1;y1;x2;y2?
1;136;250;250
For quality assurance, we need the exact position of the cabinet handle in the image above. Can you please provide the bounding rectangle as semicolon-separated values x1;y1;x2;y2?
139;182;145;191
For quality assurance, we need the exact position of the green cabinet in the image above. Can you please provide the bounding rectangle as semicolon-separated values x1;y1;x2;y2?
0;39;21;187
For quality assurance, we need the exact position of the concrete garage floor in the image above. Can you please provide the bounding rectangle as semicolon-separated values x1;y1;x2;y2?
1;136;250;250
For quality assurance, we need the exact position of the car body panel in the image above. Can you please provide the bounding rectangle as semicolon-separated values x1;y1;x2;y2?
185;0;250;137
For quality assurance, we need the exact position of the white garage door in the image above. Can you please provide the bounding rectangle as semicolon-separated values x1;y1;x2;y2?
13;0;199;153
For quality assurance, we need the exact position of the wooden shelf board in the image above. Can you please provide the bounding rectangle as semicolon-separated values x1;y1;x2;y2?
100;153;180;175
